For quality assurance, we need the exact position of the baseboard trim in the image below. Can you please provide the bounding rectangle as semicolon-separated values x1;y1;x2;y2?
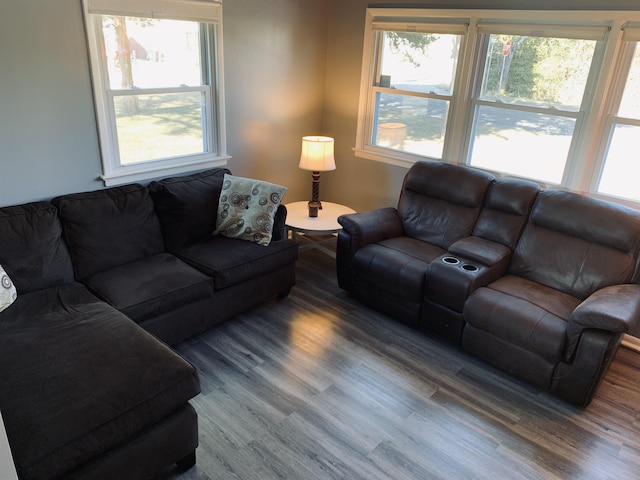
622;334;640;353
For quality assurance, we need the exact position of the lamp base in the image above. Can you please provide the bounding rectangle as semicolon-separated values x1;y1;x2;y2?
308;200;322;218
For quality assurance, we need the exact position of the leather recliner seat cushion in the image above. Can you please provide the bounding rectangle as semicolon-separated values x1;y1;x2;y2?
464;275;581;365
0;283;200;480
352;237;446;300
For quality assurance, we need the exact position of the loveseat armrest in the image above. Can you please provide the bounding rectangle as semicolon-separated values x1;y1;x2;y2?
338;208;403;248
271;204;288;242
337;208;403;291
564;284;640;362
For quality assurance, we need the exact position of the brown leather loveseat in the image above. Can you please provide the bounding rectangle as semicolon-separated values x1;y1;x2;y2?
337;161;640;406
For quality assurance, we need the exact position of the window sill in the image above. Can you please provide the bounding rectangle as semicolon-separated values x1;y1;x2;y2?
101;154;231;186
353;146;440;169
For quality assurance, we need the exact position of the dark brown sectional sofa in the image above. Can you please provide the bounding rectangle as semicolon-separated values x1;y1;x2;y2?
0;168;298;479
337;161;640;407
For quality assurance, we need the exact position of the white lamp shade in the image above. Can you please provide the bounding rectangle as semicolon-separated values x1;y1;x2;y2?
299;136;336;172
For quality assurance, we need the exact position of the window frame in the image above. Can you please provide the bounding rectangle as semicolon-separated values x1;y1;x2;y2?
463;28;606;186
356;8;640;208
355;16;471;167
83;0;229;186
590;34;640;206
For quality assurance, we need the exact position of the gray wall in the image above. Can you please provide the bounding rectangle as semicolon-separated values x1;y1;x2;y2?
1;0;639;209
0;0;328;207
0;0;103;206
222;0;328;202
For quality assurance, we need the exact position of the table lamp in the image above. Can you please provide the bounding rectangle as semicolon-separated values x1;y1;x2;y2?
299;136;336;217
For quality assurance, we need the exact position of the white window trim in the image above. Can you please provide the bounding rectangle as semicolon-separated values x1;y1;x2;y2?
82;0;229;186
356;8;640;208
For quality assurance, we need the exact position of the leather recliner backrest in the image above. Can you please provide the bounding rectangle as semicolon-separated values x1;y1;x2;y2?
398;161;495;249
510;190;640;300
473;178;540;249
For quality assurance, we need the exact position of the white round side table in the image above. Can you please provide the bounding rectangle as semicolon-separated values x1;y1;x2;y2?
285;201;356;257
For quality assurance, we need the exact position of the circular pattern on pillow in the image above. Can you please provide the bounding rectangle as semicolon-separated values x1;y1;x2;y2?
213;174;287;246
0;264;17;313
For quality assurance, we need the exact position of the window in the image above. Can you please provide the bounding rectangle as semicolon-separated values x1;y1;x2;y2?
596;35;640;202
468;29;601;184
372;29;463;159
356;9;640;207
83;0;227;186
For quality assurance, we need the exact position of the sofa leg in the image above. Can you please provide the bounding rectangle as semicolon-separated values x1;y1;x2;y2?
277;288;292;299
176;451;196;471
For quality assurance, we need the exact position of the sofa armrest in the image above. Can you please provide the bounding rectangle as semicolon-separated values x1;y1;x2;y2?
338;208;403;248
336;208;403;291
565;284;640;361
271;204;288;242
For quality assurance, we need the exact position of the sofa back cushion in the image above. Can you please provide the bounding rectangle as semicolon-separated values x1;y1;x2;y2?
398;161;495;249
473;178;540;249
53;185;164;280
510;190;640;299
0;202;75;293
149;168;230;250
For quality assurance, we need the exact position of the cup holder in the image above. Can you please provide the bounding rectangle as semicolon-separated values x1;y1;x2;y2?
442;256;460;265
461;264;479;272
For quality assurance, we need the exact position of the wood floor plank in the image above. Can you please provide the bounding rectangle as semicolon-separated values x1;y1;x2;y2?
158;246;640;480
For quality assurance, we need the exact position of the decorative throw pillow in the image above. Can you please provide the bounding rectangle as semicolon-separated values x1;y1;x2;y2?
0;264;17;313
214;174;287;246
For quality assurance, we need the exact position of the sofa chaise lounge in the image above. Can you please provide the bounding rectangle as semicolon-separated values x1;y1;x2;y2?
337;161;640;407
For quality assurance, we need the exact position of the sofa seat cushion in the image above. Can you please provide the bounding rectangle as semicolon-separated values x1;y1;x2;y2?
0;283;200;480
174;236;298;289
464;275;581;363
83;253;213;322
352;237;446;300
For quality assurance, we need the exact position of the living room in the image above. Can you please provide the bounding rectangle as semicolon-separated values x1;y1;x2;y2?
1;0;640;479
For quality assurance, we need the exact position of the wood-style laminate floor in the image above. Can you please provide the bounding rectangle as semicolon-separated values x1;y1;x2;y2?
159;245;640;480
